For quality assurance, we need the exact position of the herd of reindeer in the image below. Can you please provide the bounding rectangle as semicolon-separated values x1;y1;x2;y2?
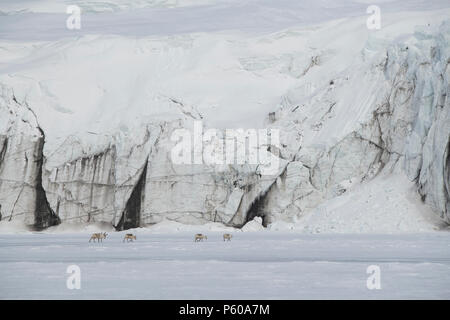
88;232;233;243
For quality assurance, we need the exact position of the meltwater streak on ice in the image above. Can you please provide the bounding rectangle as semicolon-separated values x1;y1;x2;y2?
0;0;449;41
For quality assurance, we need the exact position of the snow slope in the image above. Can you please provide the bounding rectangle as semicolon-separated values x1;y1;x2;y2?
269;173;447;233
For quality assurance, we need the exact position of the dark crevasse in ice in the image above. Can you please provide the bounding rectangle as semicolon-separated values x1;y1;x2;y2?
444;138;450;223
31;133;60;230
115;159;148;231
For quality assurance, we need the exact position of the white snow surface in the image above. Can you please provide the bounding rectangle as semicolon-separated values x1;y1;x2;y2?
0;231;449;299
269;173;447;233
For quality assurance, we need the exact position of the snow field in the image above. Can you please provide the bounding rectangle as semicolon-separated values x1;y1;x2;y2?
0;232;449;299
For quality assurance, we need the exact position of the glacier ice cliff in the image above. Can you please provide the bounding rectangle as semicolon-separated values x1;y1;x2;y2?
263;22;450;224
0;87;59;229
0;19;448;230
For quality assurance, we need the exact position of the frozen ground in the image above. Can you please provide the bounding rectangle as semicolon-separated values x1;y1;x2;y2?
0;231;449;299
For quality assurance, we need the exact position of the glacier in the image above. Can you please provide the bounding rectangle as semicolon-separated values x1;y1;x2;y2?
0;0;449;232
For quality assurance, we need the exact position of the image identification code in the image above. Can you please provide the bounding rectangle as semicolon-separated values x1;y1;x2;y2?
178;304;270;317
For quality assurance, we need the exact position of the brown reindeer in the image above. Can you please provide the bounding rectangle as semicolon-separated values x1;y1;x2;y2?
89;232;108;242
223;233;232;241
194;234;207;242
123;233;137;242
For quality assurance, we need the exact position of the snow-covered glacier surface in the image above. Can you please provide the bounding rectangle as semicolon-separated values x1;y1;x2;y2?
0;0;449;233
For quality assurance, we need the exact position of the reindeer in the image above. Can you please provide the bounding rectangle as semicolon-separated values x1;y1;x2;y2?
223;233;232;241
194;234;207;242
123;233;137;242
89;232;108;242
